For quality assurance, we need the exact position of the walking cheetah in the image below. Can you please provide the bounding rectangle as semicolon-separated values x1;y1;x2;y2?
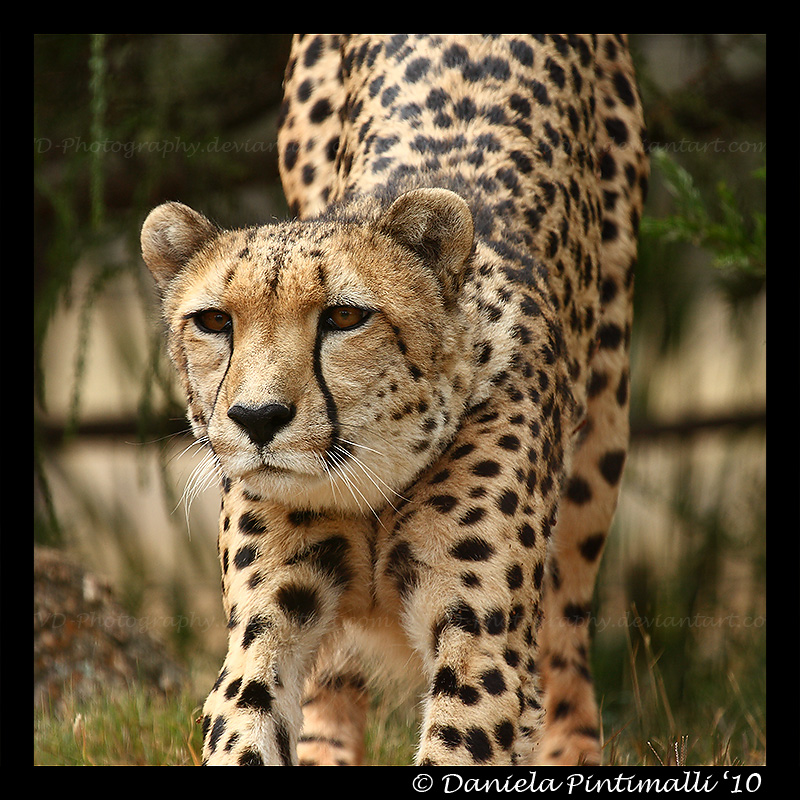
142;33;647;765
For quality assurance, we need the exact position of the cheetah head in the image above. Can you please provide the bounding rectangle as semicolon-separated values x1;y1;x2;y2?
142;189;475;514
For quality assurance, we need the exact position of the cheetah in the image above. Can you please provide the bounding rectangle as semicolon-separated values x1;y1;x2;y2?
141;34;648;766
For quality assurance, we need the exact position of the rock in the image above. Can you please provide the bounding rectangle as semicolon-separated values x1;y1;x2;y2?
34;546;184;710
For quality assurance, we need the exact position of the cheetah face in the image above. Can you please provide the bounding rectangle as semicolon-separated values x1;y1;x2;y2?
142;189;475;514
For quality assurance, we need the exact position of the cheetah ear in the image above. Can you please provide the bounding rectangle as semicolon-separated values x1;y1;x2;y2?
141;202;219;290
378;188;474;302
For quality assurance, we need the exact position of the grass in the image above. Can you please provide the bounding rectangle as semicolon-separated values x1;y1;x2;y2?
34;641;765;767
35;686;204;766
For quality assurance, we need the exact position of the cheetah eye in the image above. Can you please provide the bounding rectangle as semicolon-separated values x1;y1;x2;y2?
194;309;232;333
321;306;372;332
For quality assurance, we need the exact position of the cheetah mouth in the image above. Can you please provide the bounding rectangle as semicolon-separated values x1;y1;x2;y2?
237;456;329;486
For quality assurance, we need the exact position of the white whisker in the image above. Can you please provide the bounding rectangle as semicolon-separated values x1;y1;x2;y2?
176;443;222;537
336;437;387;457
317;452;344;508
326;447;385;525
336;440;409;502
334;444;404;512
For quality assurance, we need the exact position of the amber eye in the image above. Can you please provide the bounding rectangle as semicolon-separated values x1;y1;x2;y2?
322;306;371;331
194;309;232;333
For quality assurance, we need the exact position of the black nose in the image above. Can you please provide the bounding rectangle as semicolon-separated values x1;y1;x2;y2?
227;402;296;446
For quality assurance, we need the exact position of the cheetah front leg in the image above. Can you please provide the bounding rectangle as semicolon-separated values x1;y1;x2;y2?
201;488;363;766
379;389;561;766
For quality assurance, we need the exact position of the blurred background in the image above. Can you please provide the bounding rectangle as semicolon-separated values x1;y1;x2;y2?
34;34;766;765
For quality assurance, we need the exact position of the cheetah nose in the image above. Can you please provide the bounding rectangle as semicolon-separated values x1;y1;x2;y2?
227;402;296;446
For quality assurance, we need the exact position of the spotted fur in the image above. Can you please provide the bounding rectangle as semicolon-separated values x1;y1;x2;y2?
142;34;647;766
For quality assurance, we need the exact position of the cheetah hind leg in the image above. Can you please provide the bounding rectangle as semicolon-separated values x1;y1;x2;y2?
534;378;630;766
297;638;370;766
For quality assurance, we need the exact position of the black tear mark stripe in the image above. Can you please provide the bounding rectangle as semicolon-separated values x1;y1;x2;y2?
313;326;348;463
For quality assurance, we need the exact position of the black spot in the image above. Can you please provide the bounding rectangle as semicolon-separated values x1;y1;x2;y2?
238;749;264;766
437;725;463;748
453;97;478;121
450;600;481;635
494;720;515;750
224;677;242;700
485;608;506;635
612;71;636;107
532;561;545;590
587;370;609;398
518;522;536;548
276;584;319;625
239;511;268;535
565;476;592;505
275;717;293;766
509;38;534;67
616;371;629;406
405;56;431;82
564;603;592;625
242;614;271;648
386;540;421;598
605;117;629;146
426;87;448;110
497;434;521;451
546;57;565;88
451;536;495;561
325;135;339;162
309;97;332;123
208;716;226;752
459;507;486;526
442;43;470;68
506;564;524;590
429;469;451;484
288;509;320;526
286;535;352;589
432;665;459;696
601;219;619;242
465;727;493;762
530;79;550;106
427;494;459;513
508;604;525;631
283;140;299;171
553;699;573;719
498;490;519;516
303;35;324;68
481;668;507;695
237;680;274;713
599;450;626;485
458;684;480;705
451;442;476;459
234;544;257;569
510;149;533;174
